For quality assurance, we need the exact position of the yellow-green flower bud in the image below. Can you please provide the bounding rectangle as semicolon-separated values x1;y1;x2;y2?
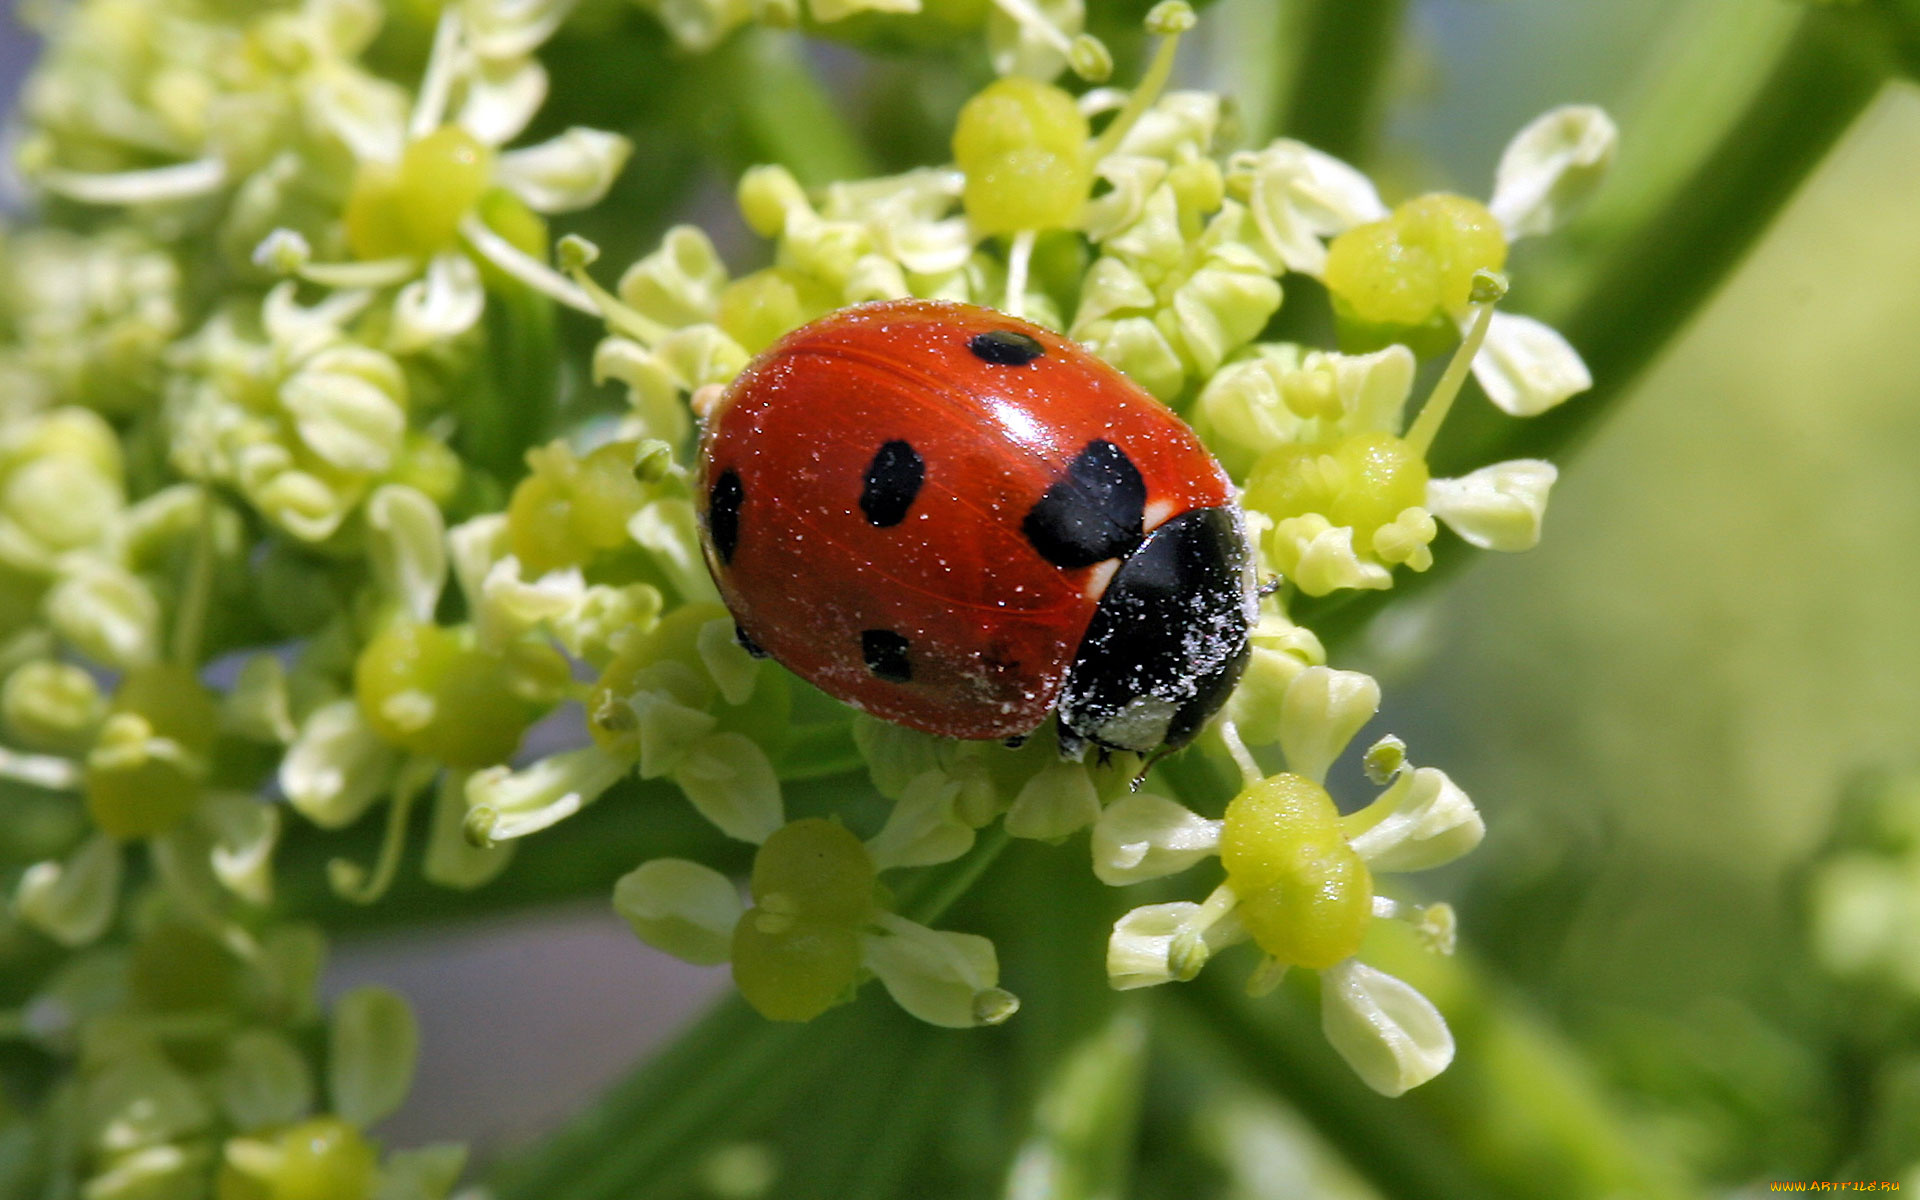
1323;193;1508;346
216;1117;378;1200
731;910;861;1023
716;268;838;354
1245;432;1430;567
1220;773;1373;969
751;818;876;927
344;126;494;261
506;438;648;575
2;659;106;752
353;623;568;767
952;77;1091;236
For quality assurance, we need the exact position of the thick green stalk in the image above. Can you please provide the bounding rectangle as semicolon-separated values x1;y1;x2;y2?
1275;0;1408;163
1172;956;1694;1200
1297;7;1894;643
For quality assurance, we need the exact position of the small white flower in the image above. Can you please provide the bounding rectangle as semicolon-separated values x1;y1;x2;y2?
467;743;631;841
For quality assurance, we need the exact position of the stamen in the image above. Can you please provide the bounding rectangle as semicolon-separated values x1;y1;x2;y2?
328;757;436;904
1216;718;1263;789
0;746;81;792
1404;269;1508;456
1088;2;1196;163
1004;229;1036;319
410;7;466;139
457;215;600;317
556;234;673;346
33;157;227;206
168;489;217;669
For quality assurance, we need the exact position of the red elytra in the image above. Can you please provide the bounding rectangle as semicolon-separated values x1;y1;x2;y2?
694;298;1250;751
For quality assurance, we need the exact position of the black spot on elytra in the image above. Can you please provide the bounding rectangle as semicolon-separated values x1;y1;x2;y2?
734;623;768;658
707;469;744;565
860;440;924;527
1021;439;1147;569
861;629;912;683
968;329;1045;367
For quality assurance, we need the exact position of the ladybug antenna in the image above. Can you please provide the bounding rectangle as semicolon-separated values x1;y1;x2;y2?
1130;751;1165;792
556;234;673;349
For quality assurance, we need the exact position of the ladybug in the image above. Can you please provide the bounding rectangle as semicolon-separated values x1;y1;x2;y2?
694;299;1256;760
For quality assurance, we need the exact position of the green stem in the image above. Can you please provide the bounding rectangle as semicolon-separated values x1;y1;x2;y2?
896;825;1010;927
1275;0;1408;164
1170;964;1694;1200
716;29;875;187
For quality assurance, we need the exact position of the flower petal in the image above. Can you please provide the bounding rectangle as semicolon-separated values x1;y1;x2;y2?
458;55;549;146
1488;105;1618;240
1278;666;1380;786
1427;459;1558;552
367;484;448;624
863;913;1016;1028
280;700;402;830
14;833;120;947
1319;959;1454;1096
867;770;975;870
1091;793;1221;885
1004;761;1100;840
673;731;783;844
390;252;485;354
1343;766;1485;872
496;126;633;214
613;858;743;966
1471;311;1592;417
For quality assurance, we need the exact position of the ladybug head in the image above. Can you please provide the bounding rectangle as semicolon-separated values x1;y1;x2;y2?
1055;506;1258;759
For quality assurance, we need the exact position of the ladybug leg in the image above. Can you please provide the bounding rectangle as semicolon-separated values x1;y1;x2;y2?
1054;719;1090;762
734;623;770;659
1257;574;1284;598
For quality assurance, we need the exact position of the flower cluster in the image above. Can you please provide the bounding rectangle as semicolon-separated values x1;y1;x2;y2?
1;0;1615;1178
